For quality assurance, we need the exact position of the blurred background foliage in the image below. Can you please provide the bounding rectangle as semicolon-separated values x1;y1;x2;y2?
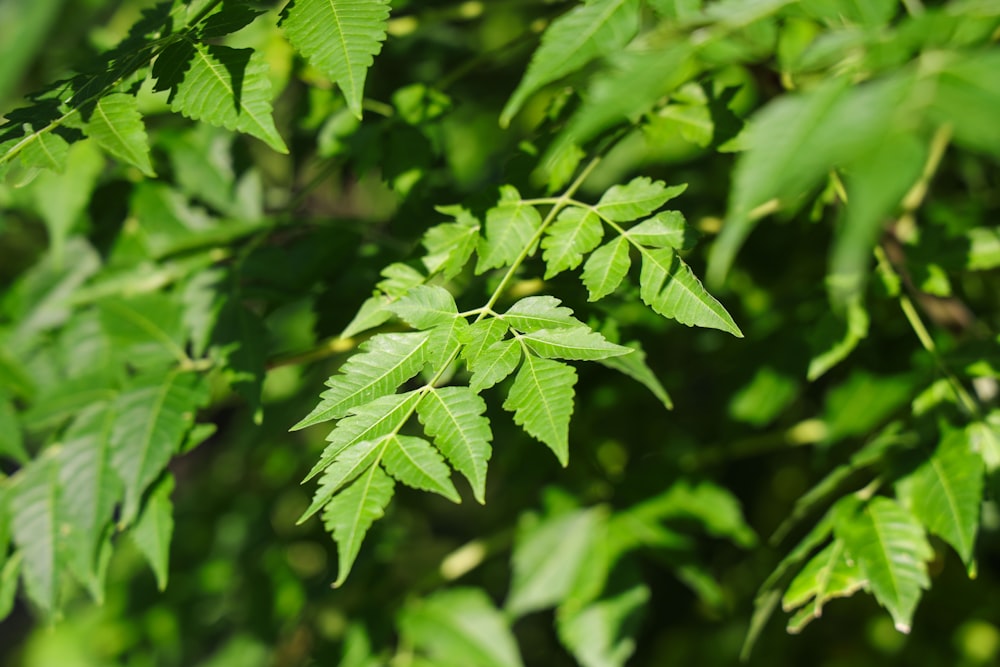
1;0;999;666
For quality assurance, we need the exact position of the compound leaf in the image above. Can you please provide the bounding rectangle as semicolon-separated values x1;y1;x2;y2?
388;285;459;330
502;296;584;333
501;0;640;127
167;43;287;153
597;177;685;223
460;318;510;368
542;207;605;278
382;434;460;503
422;208;480;280
417;387;492;504
626;210;688;249
324;464;395;587
83;93;155;176
469;339;522;393
638;248;742;336
503;355;577;466
299;438;384;524
582;237;631;301
282;0;391;118
293;331;431;430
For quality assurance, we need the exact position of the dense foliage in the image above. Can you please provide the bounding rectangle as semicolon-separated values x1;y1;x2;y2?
1;0;1000;665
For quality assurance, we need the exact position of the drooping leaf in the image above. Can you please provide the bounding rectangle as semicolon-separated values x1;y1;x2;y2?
382;434;461;503
542;207;605;278
468;339;522;393
10;457;62;616
323;464;395;587
416;387;492;504
503;355;577;466
388;285;459;330
519;327;632;361
282;0;391;118
298;438;384;524
55;405;121;589
110;370;208;525
581;236;631;301
502;296;584;332
638;248;742;336
306;390;422;481
897;429;984;567
293;331;431;430
166;43;287;153
399;588;525;667
507;508;603;617
596;177;685;223
500;0;640;126
476;186;542;273
131;473;174;591
781;538;867;634
422;207;480;280
82;93;155;176
597;340;672;409
835;496;933;633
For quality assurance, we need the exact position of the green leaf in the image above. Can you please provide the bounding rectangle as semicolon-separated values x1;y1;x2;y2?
18;130;69;172
476;187;542;273
596;177;685;223
597;340;672;410
55;405;121;589
581;237;631;301
131;473;174;591
807;297;870;381
626;210;689;249
519;327;632;361
307;390;421;481
708;74;913;285
897;430;984;567
10;457;62;615
21;372;117;432
502;296;584;332
541;207;605;278
83;93;155;176
503;355;576;466
781;538;866;634
500;0;640;127
638;248;742;336
281;0;391;119
556;583;649;667
835;496;932;633
416;387;492;504
931;52;1000;158
382;434;460;503
99;293;188;368
627;479;757;548
422;208;480;280
298;438;384;524
468;339;522;393
459;318;510;368
377;263;424;297
0;393;29;463
293;331;431;430
507;508;603;617
341;294;393;339
0;552;21;621
212;298;267;423
388;285;460;330
166;43;287;153
110;370;208;525
399;588;524;667
323;464;395;587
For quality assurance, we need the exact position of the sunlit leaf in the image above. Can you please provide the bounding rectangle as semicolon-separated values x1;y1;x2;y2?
131;473;174;591
503;355;577;466
638;248;742;336
417;387;492;504
324;464;395;587
382;435;460;503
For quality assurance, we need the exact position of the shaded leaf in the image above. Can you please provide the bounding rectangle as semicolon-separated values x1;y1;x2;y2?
417;387;492;504
323;464;395;586
382;434;460;503
556;583;649;667
341;294;393;339
10;457;62;615
298;438;384;524
388;285;459;330
422;207;480;280
83;93;155;175
211;297;267;423
503;355;576;466
598;340;672;409
501;0;640;126
782;538;866;633
476;187;542;273
131;473;174;591
400;588;524;667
